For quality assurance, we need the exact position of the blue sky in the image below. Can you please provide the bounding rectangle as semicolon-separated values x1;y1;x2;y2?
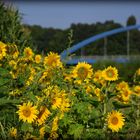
7;1;140;29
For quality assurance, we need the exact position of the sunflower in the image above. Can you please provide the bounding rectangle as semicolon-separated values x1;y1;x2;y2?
94;88;102;101
85;84;95;94
136;68;140;76
0;41;7;60
37;106;51;125
17;102;38;123
51;116;59;132
94;88;101;97
24;47;34;60
93;70;102;83
93;70;106;86
60;97;70;113
35;54;41;64
9;60;17;70
9;127;17;138
52;97;62;110
72;62;93;83
107;110;125;132
13;50;19;59
102;66;118;81
116;81;129;91
26;67;36;86
44;52;62;67
49;116;59;140
120;88;131;103
39;126;45;139
133;85;140;96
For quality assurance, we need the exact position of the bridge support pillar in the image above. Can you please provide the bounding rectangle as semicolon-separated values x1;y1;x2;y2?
127;31;130;60
104;37;107;59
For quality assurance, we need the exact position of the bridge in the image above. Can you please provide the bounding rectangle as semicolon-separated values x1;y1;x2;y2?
60;25;140;64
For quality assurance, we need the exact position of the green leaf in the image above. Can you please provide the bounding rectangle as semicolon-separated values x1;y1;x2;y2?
87;98;100;107
90;108;101;119
0;122;6;140
68;123;84;139
107;92;118;99
0;97;21;109
74;102;89;114
25;91;37;103
60;114;74;127
0;67;9;76
21;123;33;132
113;101;131;109
0;78;10;86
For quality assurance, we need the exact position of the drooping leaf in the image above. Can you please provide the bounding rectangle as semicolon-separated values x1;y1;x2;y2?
113;101;131;109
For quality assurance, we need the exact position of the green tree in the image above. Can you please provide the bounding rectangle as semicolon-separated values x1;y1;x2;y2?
0;2;33;52
127;15;137;26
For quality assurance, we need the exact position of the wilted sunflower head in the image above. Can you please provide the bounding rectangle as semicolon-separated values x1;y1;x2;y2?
37;106;51;125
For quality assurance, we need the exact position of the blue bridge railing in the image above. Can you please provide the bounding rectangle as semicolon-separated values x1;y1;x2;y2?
60;25;140;64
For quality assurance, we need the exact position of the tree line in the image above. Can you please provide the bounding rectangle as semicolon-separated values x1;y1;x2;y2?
1;1;140;56
25;15;140;56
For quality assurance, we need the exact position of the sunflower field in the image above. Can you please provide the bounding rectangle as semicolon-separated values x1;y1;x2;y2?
0;41;140;140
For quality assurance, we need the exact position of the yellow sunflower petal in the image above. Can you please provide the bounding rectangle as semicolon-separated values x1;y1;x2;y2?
102;66;118;81
107;110;125;132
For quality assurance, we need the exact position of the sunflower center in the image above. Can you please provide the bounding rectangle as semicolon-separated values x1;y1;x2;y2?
123;91;129;97
48;57;57;65
121;85;125;89
36;57;40;62
106;70;114;78
25;50;32;57
23;108;31;117
111;117;119;125
77;67;88;79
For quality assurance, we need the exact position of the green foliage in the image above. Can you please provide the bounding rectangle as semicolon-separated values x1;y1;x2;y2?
26;18;140;56
0;42;140;139
127;15;137;26
93;60;140;82
112;100;131;109
0;2;33;51
21;123;33;133
68;123;84;139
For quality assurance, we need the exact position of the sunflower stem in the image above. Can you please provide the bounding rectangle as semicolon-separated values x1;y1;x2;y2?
136;97;140;129
103;102;107;115
0;122;6;140
103;83;109;115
